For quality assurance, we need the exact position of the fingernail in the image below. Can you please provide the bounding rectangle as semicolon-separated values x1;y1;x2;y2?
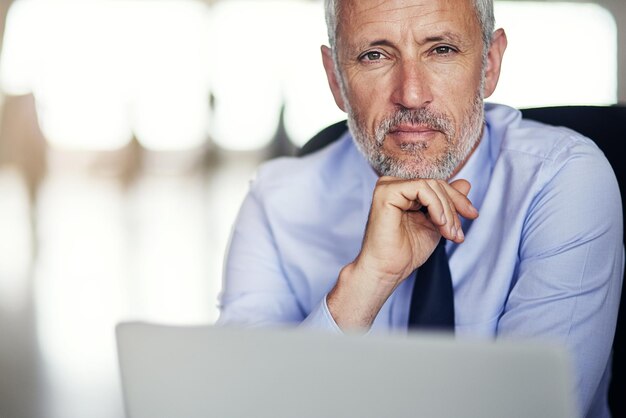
450;226;457;238
458;228;465;240
441;213;447;224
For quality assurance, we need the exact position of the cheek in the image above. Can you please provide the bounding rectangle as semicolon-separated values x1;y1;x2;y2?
345;75;390;124
346;69;395;114
427;63;482;118
428;61;479;94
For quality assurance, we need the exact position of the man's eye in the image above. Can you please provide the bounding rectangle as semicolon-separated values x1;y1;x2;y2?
433;46;455;55
361;51;383;61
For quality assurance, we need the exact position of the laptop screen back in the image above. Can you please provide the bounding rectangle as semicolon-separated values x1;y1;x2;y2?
115;322;577;418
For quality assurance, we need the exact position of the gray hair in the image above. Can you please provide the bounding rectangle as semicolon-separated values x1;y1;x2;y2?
324;0;495;56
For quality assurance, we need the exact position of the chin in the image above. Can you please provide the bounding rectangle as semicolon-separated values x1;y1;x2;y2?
376;150;456;180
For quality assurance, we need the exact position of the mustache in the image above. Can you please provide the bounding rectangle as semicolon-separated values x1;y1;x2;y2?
375;108;454;144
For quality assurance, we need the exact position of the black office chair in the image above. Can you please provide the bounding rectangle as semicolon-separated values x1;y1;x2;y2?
297;105;626;417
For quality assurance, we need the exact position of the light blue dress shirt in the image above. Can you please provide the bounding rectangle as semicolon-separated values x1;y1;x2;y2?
217;103;623;418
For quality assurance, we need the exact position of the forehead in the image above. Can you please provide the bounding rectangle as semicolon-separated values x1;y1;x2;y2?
337;0;480;46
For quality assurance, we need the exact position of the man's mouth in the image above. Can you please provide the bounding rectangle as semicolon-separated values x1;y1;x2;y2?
387;124;441;144
389;124;439;134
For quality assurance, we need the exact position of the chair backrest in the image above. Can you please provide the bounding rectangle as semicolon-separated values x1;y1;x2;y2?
298;105;626;417
296;119;348;157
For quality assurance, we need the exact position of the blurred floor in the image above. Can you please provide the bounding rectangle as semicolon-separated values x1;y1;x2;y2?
0;146;264;418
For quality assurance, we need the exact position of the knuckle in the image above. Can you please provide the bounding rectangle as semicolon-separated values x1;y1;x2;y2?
377;176;396;185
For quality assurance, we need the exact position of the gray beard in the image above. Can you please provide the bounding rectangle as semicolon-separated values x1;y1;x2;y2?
346;92;485;180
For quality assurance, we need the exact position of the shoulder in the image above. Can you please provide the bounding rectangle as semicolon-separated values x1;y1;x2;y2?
485;103;612;181
484;103;620;231
250;131;367;202
486;103;621;237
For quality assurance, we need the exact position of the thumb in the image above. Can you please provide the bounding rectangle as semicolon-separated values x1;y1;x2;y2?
450;179;471;197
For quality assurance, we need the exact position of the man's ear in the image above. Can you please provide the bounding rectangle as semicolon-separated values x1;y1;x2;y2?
483;28;507;99
321;45;347;112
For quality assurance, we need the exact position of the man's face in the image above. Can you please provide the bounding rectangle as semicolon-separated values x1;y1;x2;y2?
325;0;497;179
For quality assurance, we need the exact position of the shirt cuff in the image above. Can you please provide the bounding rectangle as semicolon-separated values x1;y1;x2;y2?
298;294;344;334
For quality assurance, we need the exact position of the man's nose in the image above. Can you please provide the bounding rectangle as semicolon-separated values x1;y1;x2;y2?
390;60;433;109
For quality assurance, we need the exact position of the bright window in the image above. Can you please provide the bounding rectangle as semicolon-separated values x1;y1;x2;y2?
0;1;617;151
0;0;211;151
490;1;617;108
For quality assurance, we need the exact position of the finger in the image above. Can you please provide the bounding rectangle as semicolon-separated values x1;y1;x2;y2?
408;182;447;226
446;180;479;220
369;179;441;234
376;178;446;226
450;179;471;196
428;180;460;240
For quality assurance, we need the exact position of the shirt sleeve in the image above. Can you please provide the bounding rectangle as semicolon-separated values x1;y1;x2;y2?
496;142;624;417
215;177;343;333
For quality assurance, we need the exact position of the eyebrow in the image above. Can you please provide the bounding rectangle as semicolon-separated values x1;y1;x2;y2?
347;39;396;54
369;39;395;48
421;32;465;46
350;31;467;54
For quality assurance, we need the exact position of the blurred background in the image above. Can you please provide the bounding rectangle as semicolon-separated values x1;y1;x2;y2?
0;0;622;417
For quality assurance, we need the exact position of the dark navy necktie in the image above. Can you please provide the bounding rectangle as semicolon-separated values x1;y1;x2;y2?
407;238;455;331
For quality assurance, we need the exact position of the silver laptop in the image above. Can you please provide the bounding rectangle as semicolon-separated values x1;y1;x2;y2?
115;322;577;418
